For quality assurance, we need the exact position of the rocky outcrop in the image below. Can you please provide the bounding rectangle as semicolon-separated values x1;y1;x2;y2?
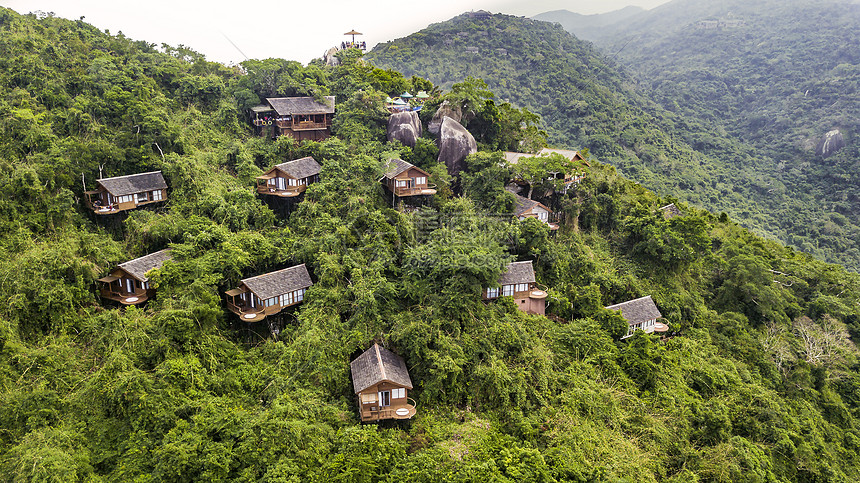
323;47;340;67
816;129;845;158
428;101;463;135
437;116;476;177
387;111;422;147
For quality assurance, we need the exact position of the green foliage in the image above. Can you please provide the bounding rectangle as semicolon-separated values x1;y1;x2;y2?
0;7;859;483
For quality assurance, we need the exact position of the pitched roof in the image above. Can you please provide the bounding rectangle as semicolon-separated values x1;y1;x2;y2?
118;249;172;282
659;203;682;219
274;157;321;179
499;261;536;285
350;343;413;393
539;148;584;161
513;193;549;217
382;158;427;179
98;171;167;196
266;96;335;116
503;151;530;165
605;295;663;325
241;264;313;300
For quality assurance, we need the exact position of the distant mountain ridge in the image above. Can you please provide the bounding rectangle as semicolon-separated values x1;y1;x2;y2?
532;6;644;42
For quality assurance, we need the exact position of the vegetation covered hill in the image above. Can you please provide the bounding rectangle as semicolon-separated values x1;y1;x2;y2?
367;11;860;271
538;0;860;270
1;7;860;481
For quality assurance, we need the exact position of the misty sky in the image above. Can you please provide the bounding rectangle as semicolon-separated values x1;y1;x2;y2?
4;0;670;65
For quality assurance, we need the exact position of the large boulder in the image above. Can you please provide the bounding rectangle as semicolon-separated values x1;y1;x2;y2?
387;111;422;147
428;100;463;135
437;116;477;177
323;47;340;67
816;129;845;158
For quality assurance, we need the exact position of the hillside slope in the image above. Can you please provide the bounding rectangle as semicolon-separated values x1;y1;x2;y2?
368;11;860;270
1;8;860;481
540;0;860;268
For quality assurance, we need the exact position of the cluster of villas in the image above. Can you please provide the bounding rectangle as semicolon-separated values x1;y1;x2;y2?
86;98;668;422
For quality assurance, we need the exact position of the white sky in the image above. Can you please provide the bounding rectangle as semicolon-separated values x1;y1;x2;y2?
4;0;670;65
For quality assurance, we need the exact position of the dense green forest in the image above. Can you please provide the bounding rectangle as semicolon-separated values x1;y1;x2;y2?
2;7;860;481
366;10;860;271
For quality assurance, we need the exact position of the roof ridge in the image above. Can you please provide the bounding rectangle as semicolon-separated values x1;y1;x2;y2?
241;263;306;284
97;170;163;182
375;344;388;381
119;248;171;266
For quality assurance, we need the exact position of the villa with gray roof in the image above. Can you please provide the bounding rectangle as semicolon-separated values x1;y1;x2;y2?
97;249;172;305
250;96;335;141
381;158;436;198
484;260;547;315
605;295;668;339
256;157;321;198
85;171;167;215
513;193;558;231
350;343;416;422
225;264;313;322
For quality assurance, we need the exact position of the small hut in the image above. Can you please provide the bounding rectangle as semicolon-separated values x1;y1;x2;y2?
85;171;167;215
350;343;416;422
97;249;172;305
381;159;436;197
484;261;547;315
225;264;313;322
256;157;321;197
513;193;557;230
250;97;335;141
605;295;668;339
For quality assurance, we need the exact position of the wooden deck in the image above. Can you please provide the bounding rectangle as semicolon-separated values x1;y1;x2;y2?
100;289;149;305
391;185;437;197
361;400;417;422
226;301;268;322
256;185;306;198
275;120;330;131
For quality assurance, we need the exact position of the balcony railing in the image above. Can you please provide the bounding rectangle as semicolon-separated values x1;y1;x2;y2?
256;185;306;197
275;120;330;131
227;301;267;322
393;183;437;197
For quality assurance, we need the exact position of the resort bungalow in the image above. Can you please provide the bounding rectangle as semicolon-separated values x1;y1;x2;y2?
504;149;587;194
250;96;335;141
513;193;558;231
484;261;547;315
350;343;416;422
256;157;321;198
85;171;167;215
605;295;668;339
225;264;313;322
97;249;172;305
381;158;436;197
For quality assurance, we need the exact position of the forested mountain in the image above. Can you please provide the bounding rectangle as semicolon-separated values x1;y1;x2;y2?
2;7;860;481
536;0;860;270
367;10;860;270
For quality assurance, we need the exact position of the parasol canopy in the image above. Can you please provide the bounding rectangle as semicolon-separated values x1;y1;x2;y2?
416;91;430;99
344;30;363;43
400;91;413;98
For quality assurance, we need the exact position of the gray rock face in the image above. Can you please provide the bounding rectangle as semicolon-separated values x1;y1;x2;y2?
817;129;845;158
387;111;422;147
437;116;477;177
323;47;340;67
428;100;463;135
